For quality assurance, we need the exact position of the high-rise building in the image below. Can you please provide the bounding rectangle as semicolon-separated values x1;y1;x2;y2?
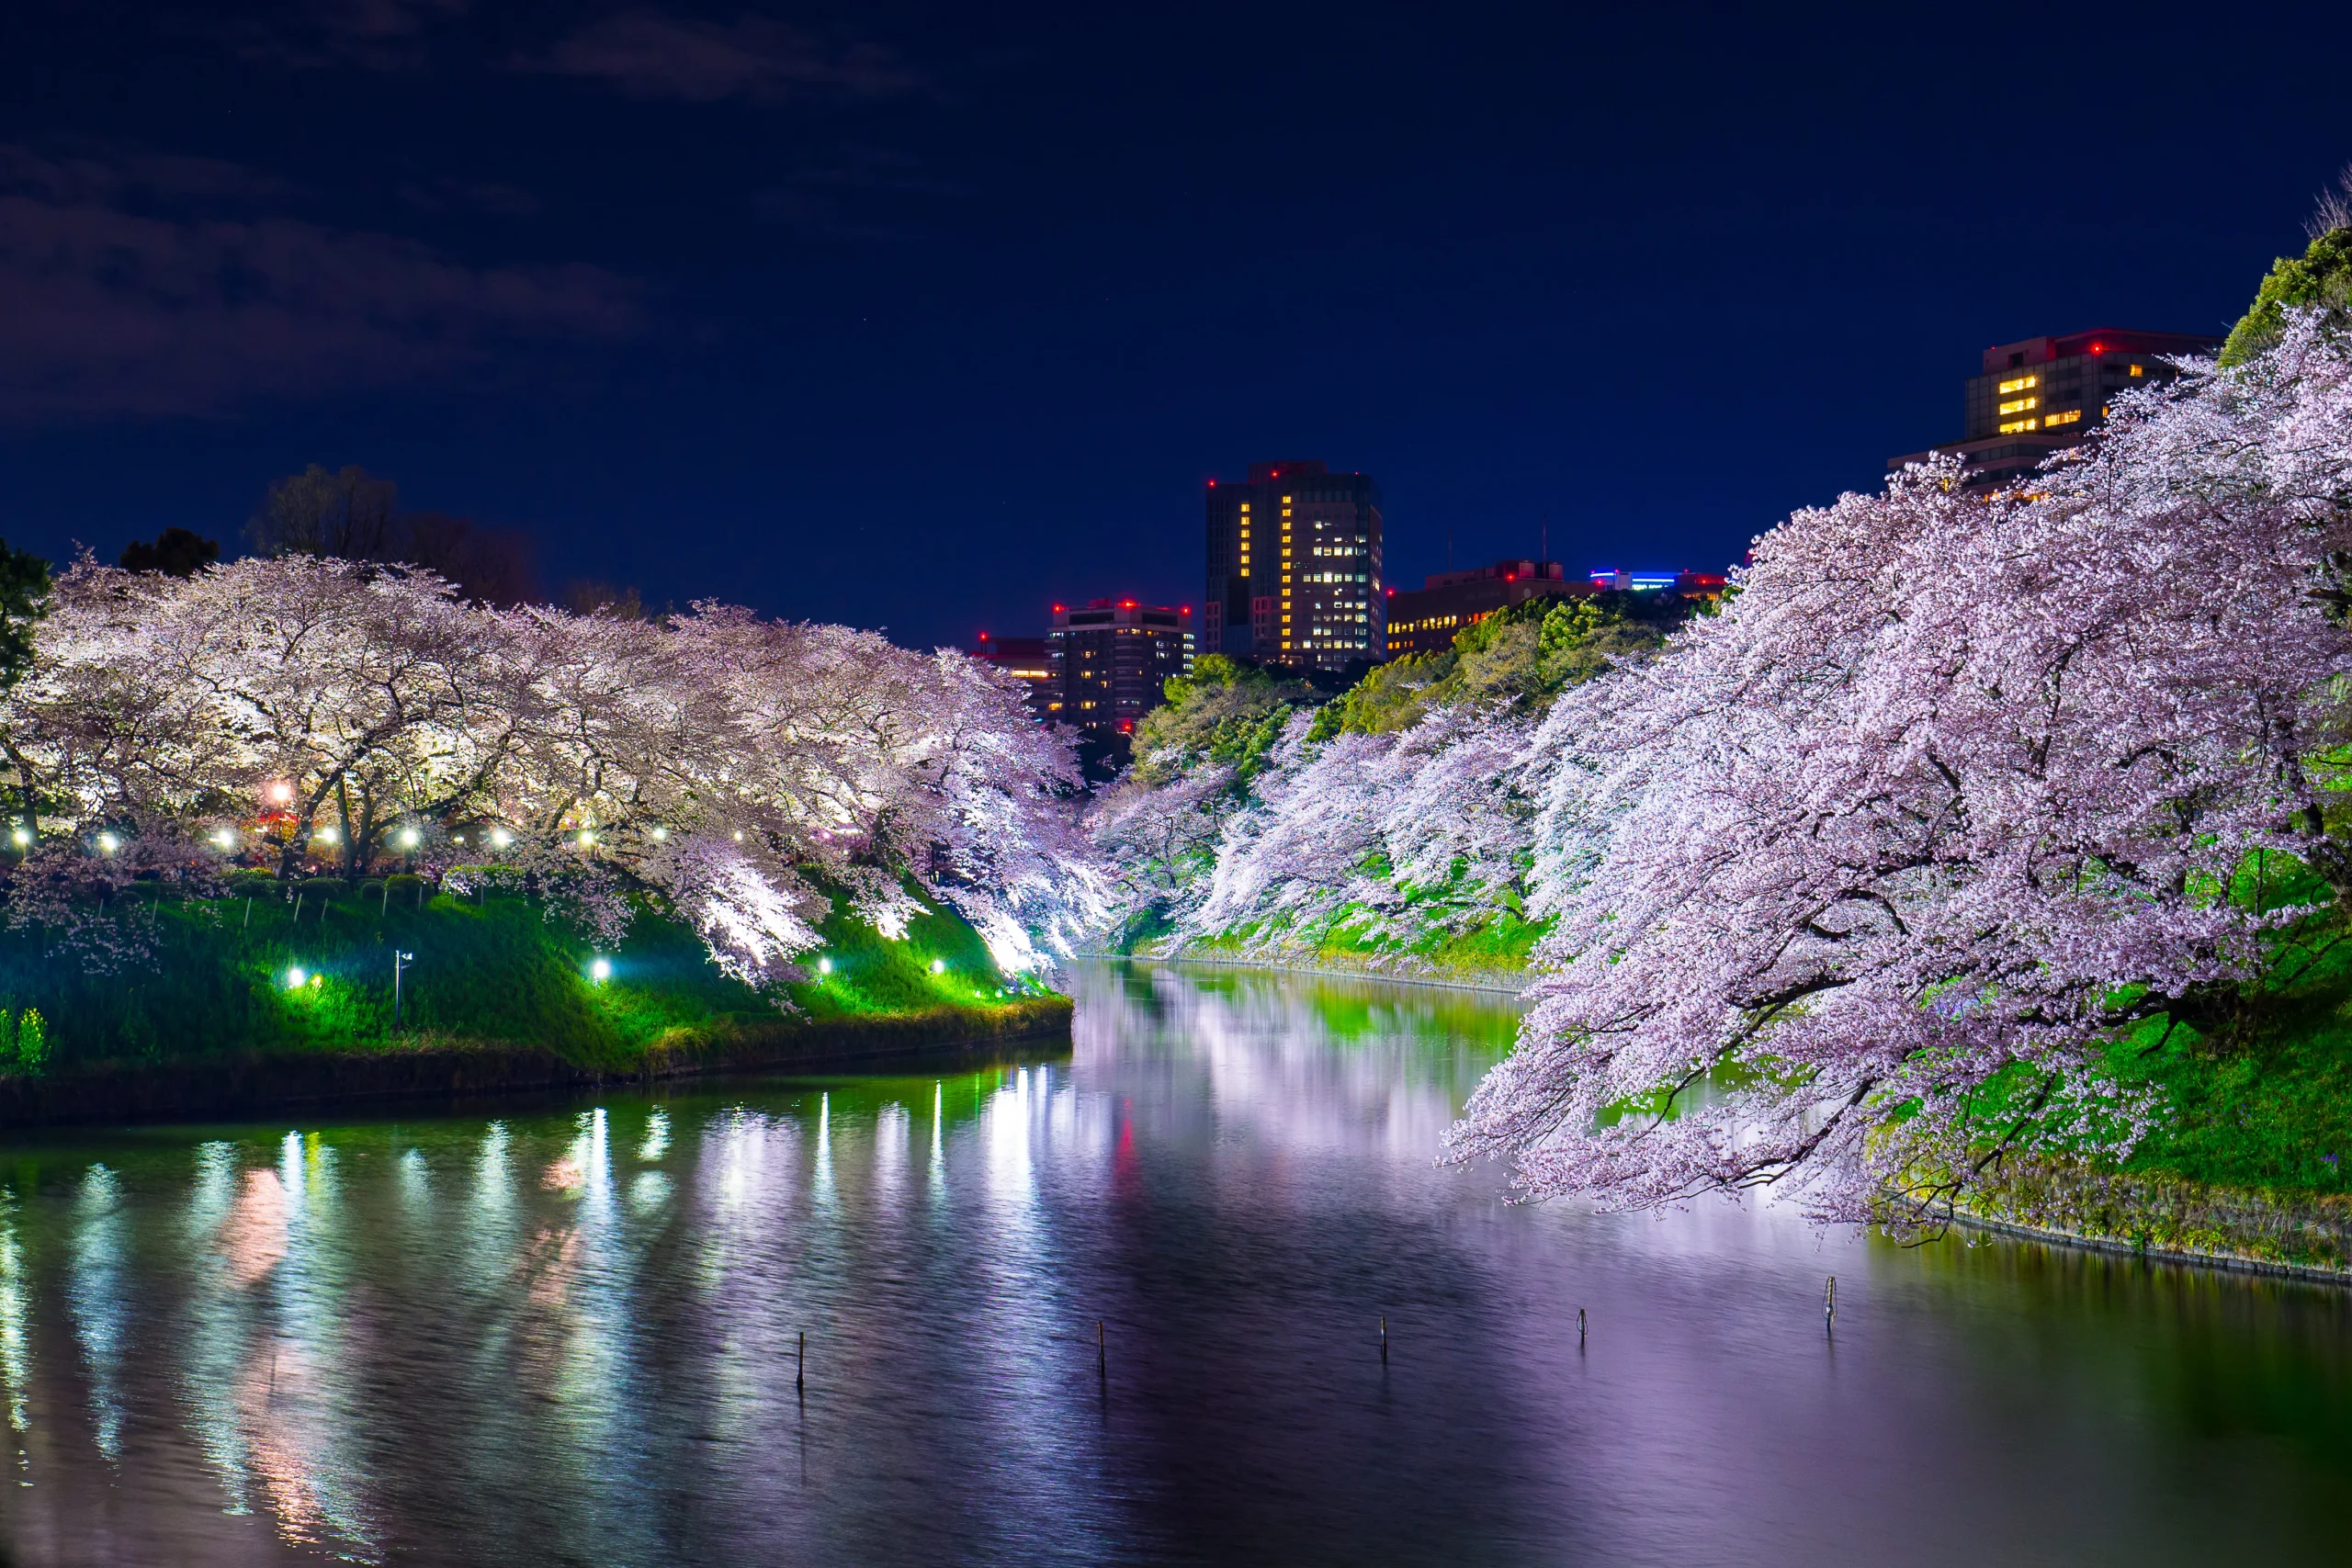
967;632;1057;717
1891;327;2220;491
1204;459;1384;671
1047;599;1194;736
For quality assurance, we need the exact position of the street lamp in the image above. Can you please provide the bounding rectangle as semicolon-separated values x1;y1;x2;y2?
96;831;119;854
397;827;420;850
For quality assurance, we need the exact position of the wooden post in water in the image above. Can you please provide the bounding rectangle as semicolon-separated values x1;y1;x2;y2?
1097;1320;1106;1379
1380;1315;1388;1364
1825;1275;1837;1335
1578;1307;1586;1347
797;1331;805;1393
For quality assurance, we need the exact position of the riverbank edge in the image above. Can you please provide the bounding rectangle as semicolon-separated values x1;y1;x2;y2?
1944;1159;2352;1285
1082;947;1533;996
1950;1211;2352;1286
1119;954;2352;1286
0;995;1073;1128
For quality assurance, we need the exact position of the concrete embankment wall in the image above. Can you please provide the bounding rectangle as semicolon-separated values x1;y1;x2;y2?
1959;1161;2352;1285
0;997;1072;1128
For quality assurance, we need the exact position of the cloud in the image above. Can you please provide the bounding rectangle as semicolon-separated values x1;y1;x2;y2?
0;146;635;422
229;0;470;71
526;11;921;104
397;176;547;218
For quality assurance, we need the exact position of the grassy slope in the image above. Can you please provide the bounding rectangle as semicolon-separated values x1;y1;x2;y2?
0;873;1047;1074
2119;915;2352;1197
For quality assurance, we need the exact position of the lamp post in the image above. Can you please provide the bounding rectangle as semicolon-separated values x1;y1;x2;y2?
393;950;414;1027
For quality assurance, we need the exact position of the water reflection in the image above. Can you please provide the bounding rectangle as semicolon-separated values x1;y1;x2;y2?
0;961;2345;1565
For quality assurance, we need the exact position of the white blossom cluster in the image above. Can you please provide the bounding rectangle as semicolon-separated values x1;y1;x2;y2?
0;564;1102;980
1452;313;2352;1222
1108;704;1540;963
1102;313;2352;1220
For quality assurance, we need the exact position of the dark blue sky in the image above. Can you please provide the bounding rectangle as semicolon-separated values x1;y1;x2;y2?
2;1;2346;649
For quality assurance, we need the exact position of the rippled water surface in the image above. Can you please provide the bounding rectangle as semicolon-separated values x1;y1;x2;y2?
1;961;2350;1565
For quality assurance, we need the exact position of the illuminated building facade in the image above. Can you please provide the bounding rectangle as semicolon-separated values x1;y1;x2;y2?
1890;327;2219;491
1204;459;1384;671
1047;599;1195;735
1383;559;1584;658
967;632;1057;718
1384;562;1729;658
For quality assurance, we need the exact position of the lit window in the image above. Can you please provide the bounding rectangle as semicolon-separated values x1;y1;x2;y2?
1282;496;1291;503
1997;374;2038;394
1997;417;2039;434
1998;395;2038;415
2129;364;2144;377
2044;408;2082;426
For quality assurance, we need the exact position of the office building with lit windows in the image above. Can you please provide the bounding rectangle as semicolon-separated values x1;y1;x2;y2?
1204;459;1384;671
1385;559;1581;658
1890;327;2219;491
967;632;1057;718
1046;599;1194;736
1385;562;1730;658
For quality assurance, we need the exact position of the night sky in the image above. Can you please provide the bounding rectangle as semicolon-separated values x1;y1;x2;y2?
4;1;2347;650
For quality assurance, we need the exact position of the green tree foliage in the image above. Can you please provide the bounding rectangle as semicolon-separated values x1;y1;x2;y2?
119;527;220;578
249;464;401;559
248;467;537;604
1314;592;1696;739
15;1009;47;1074
0;538;49;695
2220;179;2352;368
1133;655;1317;784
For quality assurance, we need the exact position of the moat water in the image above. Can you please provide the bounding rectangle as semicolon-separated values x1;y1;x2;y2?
0;961;2347;1565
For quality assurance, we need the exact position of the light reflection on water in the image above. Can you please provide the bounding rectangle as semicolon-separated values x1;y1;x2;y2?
0;961;2346;1564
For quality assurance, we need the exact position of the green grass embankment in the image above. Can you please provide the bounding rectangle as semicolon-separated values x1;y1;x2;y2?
1964;890;2352;1276
1125;866;1547;989
0;874;1068;1124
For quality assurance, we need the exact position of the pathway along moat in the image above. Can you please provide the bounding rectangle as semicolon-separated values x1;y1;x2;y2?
0;961;2348;1566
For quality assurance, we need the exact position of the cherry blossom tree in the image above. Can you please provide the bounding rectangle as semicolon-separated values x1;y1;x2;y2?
1450;312;2352;1225
0;556;1100;982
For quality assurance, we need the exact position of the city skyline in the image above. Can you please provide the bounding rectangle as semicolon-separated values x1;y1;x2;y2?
3;5;2344;652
